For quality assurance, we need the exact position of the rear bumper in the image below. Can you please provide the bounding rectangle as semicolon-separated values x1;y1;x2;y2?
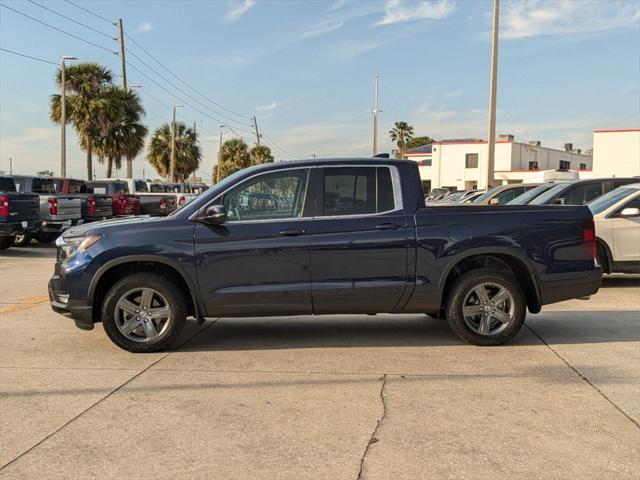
48;274;94;330
539;266;602;306
0;220;39;237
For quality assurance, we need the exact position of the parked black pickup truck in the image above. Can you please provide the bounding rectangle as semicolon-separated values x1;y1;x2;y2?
0;176;40;250
50;158;601;352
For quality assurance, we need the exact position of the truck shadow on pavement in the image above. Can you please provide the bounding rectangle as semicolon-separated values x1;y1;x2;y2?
0;243;56;259
179;310;640;352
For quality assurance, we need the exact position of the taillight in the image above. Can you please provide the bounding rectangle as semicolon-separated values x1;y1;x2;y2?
0;196;9;217
159;198;167;210
87;197;96;215
583;218;596;259
48;197;58;216
178;196;186;206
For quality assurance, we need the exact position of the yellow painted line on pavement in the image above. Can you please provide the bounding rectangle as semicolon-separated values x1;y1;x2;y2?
0;296;49;314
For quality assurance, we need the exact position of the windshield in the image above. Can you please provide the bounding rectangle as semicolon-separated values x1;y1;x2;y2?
507;183;556;205
588;187;636;215
530;183;571;205
472;186;500;203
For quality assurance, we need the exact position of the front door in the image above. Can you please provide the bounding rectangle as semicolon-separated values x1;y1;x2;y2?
194;167;315;316
309;165;410;314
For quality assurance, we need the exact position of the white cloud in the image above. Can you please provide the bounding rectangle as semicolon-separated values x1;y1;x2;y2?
256;101;279;113
443;90;463;100
302;20;345;38
329;0;345;11
375;0;455;27
502;0;640;39
224;0;256;22
132;21;153;34
332;40;385;59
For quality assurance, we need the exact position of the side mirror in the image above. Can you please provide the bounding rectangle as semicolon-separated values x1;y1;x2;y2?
619;207;640;218
552;198;565;205
489;198;500;205
199;204;227;225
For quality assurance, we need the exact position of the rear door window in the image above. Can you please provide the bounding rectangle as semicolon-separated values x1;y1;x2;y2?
321;166;396;216
562;183;603;205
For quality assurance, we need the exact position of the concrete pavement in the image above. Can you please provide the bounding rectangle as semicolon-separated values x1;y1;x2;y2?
1;244;638;479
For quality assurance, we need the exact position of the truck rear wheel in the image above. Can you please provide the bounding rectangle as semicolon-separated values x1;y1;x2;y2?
101;272;187;353
445;268;526;346
0;237;13;250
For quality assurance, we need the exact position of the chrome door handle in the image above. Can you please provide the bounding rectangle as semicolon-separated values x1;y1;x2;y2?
279;229;307;236
374;223;400;230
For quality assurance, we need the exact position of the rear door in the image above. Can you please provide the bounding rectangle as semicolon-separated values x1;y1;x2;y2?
611;194;640;262
309;165;409;314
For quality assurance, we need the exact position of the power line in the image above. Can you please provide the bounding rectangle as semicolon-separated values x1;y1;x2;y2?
27;0;116;40
124;47;251;129
261;132;294;159
0;3;118;54
0;47;57;65
63;0;115;25
124;32;249;121
125;60;250;131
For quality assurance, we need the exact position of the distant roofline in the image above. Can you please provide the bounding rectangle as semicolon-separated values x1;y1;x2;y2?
593;128;640;133
405;139;592;157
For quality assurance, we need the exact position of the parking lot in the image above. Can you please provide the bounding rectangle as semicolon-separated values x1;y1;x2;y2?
0;244;638;479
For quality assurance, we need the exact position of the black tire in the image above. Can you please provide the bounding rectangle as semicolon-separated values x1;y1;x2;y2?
596;244;608;275
0;236;13;250
34;232;59;243
101;272;187;353
12;231;31;247
445;268;526;346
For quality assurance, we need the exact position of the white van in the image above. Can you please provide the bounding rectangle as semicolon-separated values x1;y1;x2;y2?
522;169;579;183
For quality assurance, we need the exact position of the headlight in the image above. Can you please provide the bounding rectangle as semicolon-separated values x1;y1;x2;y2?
56;234;103;261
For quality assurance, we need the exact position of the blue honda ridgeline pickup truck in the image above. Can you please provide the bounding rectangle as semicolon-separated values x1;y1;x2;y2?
49;158;601;352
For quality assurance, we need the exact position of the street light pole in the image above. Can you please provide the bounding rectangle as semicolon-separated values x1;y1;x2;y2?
486;0;500;189
372;75;381;156
60;55;77;178
169;105;182;182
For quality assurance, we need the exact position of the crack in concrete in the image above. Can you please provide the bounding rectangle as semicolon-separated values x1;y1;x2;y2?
0;318;220;472
526;323;639;430
357;373;388;480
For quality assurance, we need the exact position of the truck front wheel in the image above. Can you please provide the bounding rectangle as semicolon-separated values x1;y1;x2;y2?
101;272;187;353
445;268;526;346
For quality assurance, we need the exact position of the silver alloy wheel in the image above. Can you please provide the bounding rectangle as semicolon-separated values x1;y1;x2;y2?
114;287;172;343
462;282;515;336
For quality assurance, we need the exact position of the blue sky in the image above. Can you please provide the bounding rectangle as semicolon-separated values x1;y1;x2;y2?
1;0;639;180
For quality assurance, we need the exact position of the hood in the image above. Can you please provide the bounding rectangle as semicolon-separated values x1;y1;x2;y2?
62;215;167;238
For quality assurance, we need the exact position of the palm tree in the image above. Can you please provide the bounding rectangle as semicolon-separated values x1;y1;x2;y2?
147;122;201;181
389;121;414;159
218;138;250;180
50;62;114;180
249;144;274;165
94;87;147;177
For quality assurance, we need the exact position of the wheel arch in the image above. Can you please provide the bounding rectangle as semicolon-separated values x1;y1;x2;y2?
89;256;204;323
595;237;612;274
437;248;542;314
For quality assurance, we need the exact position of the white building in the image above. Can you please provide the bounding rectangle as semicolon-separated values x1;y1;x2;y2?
592;129;640;178
404;135;593;192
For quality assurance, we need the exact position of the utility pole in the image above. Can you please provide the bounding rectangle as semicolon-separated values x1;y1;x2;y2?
192;122;197;182
170;106;177;182
60;55;77;178
486;0;500;189
118;18;127;89
372;75;381;156
252;116;261;146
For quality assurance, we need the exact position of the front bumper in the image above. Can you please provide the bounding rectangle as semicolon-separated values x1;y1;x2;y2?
48;273;94;330
539;266;602;306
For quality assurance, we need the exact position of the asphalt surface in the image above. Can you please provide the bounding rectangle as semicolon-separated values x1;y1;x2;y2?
1;243;639;479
